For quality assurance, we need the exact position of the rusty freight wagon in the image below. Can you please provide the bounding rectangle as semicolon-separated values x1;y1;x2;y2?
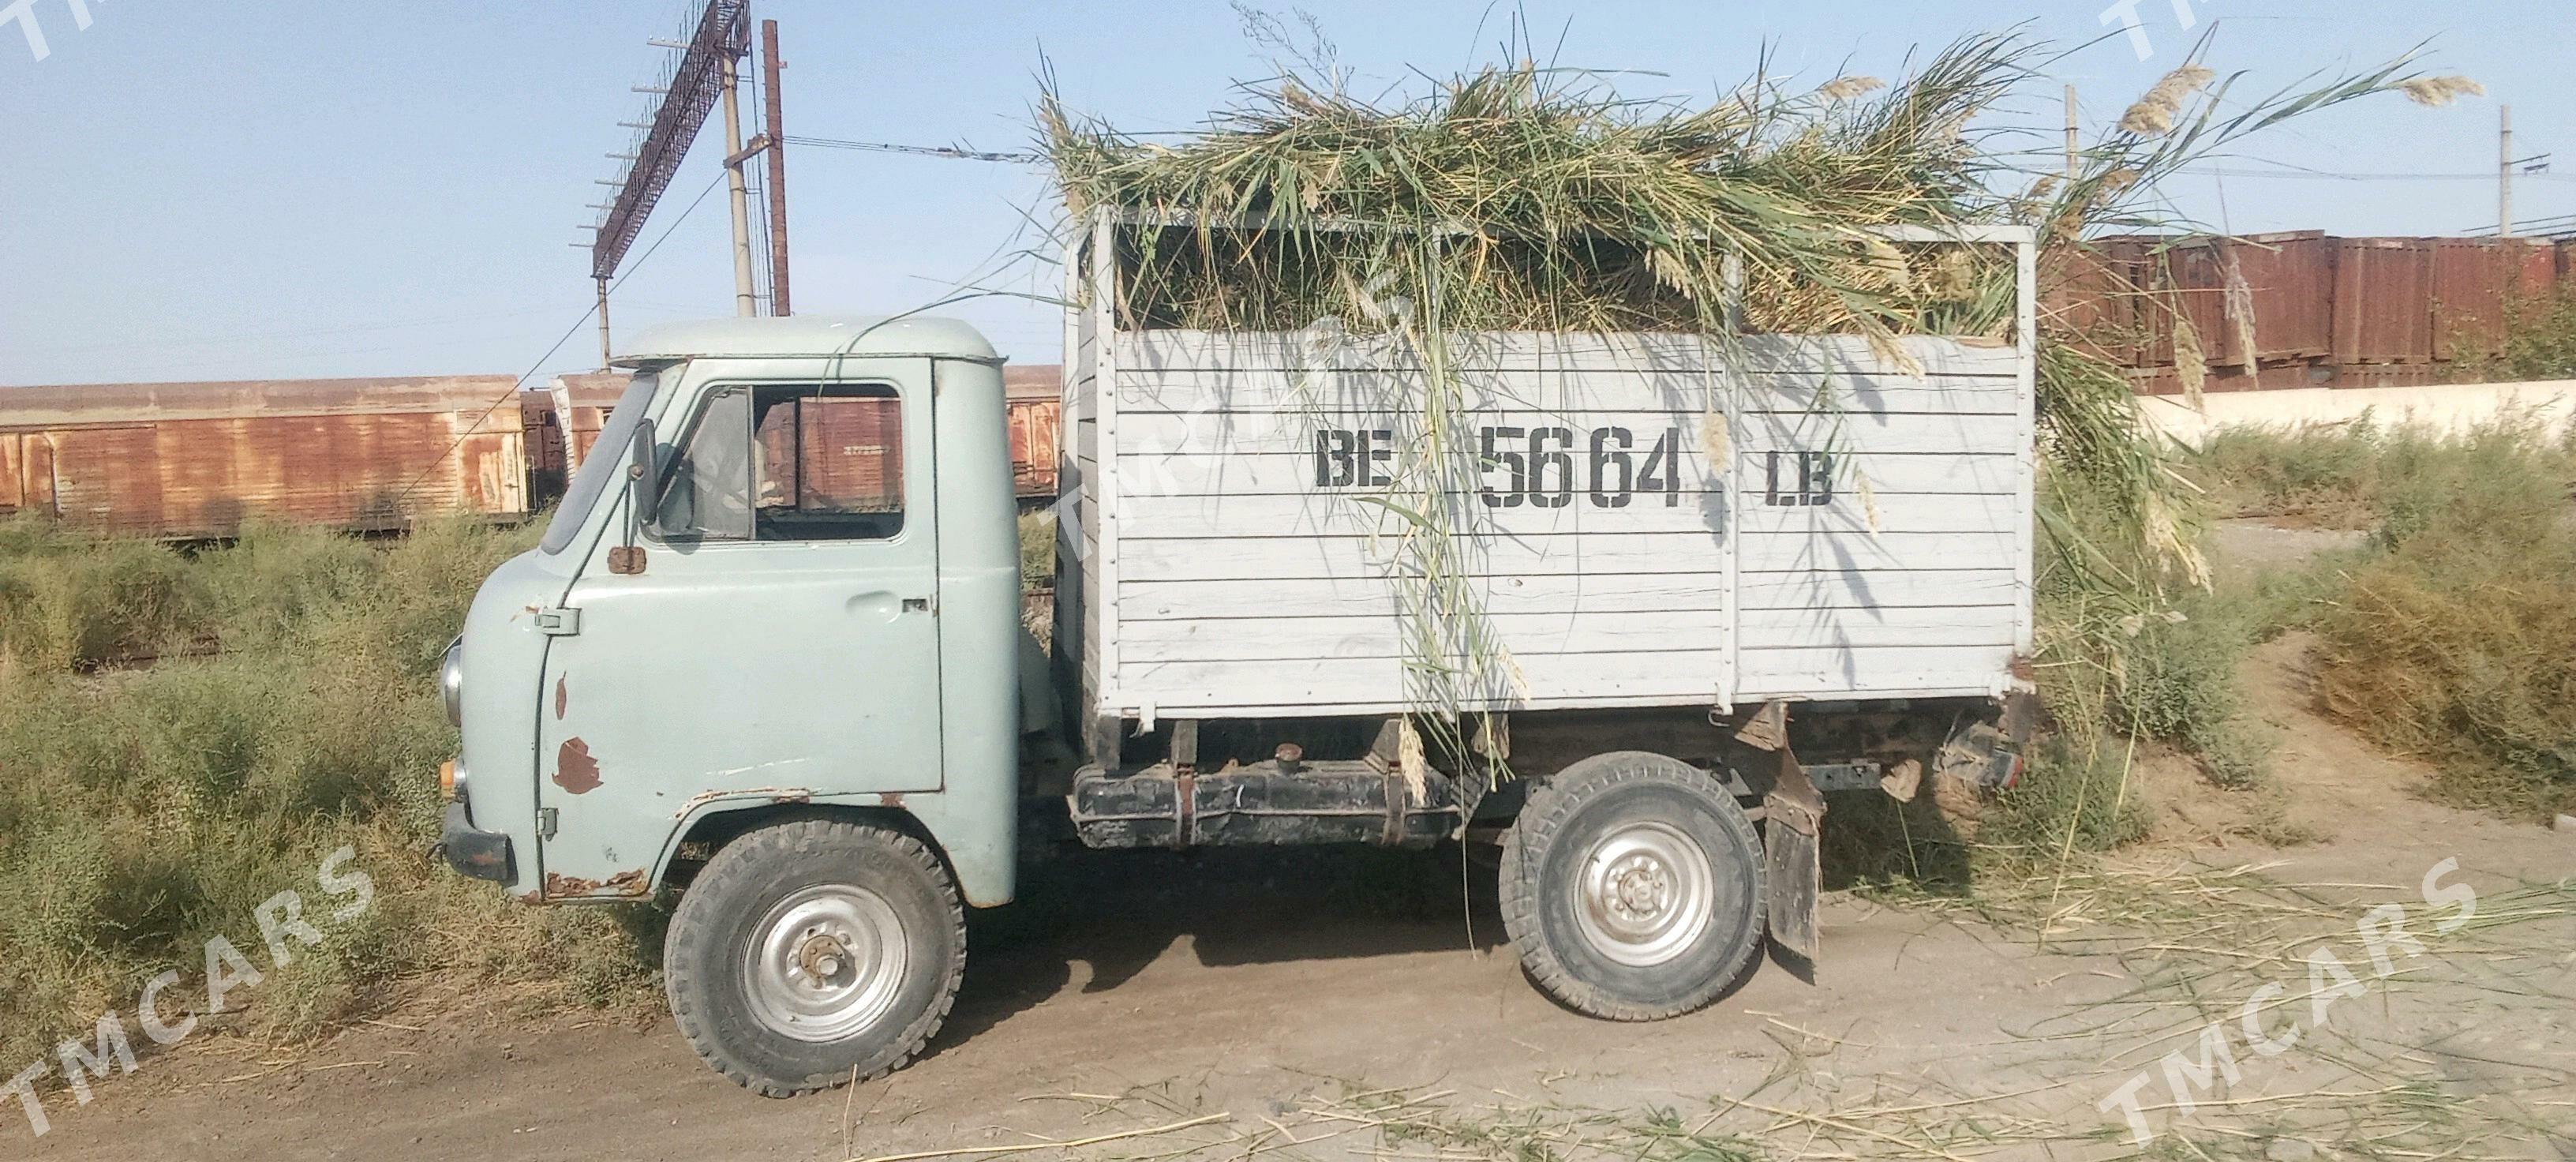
1005;364;1062;503
0;375;528;537
522;372;635;508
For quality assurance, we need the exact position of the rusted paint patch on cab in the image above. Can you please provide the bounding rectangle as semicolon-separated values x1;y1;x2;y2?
553;737;602;795
877;793;904;808
553;674;568;720
541;868;648;899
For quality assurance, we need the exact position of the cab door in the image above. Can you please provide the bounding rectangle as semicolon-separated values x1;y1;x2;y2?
534;359;941;898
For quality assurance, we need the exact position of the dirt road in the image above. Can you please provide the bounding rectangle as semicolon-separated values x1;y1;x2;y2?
21;639;2576;1161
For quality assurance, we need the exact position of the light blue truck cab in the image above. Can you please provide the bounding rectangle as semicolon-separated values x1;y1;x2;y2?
440;316;1022;1093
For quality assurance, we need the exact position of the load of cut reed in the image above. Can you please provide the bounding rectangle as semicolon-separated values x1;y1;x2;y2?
1038;28;2445;763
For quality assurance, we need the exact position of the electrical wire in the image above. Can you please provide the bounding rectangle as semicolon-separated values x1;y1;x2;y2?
2181;166;2571;182
781;134;1041;163
393;170;733;505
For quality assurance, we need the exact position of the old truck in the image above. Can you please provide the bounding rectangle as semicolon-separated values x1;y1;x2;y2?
436;219;2040;1096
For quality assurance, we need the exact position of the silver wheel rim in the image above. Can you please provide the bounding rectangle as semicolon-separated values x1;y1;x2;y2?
1571;820;1716;967
742;885;909;1043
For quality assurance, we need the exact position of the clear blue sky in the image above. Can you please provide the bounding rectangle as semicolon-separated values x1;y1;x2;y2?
2;0;2566;386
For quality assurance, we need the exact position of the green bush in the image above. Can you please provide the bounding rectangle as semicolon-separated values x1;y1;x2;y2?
2311;426;2576;817
2190;417;2576;819
2114;591;2276;789
0;523;207;670
0;517;659;1067
2455;290;2576;383
1980;737;2155;860
2192;422;2390;527
1019;511;1057;590
2026;460;2276;841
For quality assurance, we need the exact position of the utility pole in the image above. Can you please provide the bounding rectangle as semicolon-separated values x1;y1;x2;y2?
595;276;614;368
2500;104;2515;239
719;23;758;317
2065;84;2079;181
760;21;792;317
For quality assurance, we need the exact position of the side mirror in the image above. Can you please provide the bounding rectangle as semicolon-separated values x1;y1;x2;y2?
611;418;659;575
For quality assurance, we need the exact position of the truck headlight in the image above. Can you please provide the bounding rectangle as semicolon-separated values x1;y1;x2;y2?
440;637;465;728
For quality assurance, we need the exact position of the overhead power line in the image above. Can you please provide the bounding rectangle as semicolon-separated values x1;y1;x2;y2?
782;134;1042;163
395;171;734;506
2183;166;2576;183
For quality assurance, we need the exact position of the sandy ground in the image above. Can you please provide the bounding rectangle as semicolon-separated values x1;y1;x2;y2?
17;530;2575;1162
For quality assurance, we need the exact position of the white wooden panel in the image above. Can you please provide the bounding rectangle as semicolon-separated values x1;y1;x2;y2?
2012;234;2040;658
1736;605;2016;649
1114;407;2021;458
1743;377;2020;414
1122;573;1723;620
1739;568;2020;610
1114;448;1715;503
1114;650;1724;714
1113;489;2009;542
1739;409;2025;455
1733;452;2020;497
1075;478;1100;542
1118;490;1728;540
1737;528;2017;572
1111;449;2018;498
1086;318;2031;717
1073;300;1099;378
1123;605;2005;665
1736;644;2015;698
1114;368;2016;415
1117;531;2016;584
1123;331;2022;378
1125;611;1728;663
1088;211;1122;722
1735;492;2019;535
1121;532;1707;582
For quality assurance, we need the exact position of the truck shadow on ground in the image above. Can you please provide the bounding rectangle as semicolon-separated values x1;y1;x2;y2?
1816;789;1976;895
935;842;1504;1055
927;792;1971;1059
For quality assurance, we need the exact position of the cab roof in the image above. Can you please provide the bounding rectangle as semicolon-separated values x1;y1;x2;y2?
612;315;1000;368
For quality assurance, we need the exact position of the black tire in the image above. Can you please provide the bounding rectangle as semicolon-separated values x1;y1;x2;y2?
1499;752;1765;1021
665;817;965;1096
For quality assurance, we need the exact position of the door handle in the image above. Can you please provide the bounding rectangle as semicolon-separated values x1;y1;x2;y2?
849;592;934;621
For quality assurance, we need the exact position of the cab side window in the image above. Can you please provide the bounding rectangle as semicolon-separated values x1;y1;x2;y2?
658;384;905;544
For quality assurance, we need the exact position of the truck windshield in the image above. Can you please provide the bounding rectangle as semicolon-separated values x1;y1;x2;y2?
540;370;662;555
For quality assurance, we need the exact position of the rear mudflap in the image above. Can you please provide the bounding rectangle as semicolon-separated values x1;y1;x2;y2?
1761;747;1825;962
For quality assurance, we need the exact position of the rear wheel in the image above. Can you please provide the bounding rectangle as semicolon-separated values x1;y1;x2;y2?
1500;752;1765;1020
665;817;965;1096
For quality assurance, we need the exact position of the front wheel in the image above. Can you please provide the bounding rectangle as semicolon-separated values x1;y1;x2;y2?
665;818;965;1096
1499;752;1766;1020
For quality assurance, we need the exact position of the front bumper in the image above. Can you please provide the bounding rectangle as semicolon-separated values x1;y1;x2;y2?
439;802;517;883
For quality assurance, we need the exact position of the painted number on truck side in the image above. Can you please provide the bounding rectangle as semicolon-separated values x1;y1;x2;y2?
1478;425;1681;508
1312;425;1685;508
